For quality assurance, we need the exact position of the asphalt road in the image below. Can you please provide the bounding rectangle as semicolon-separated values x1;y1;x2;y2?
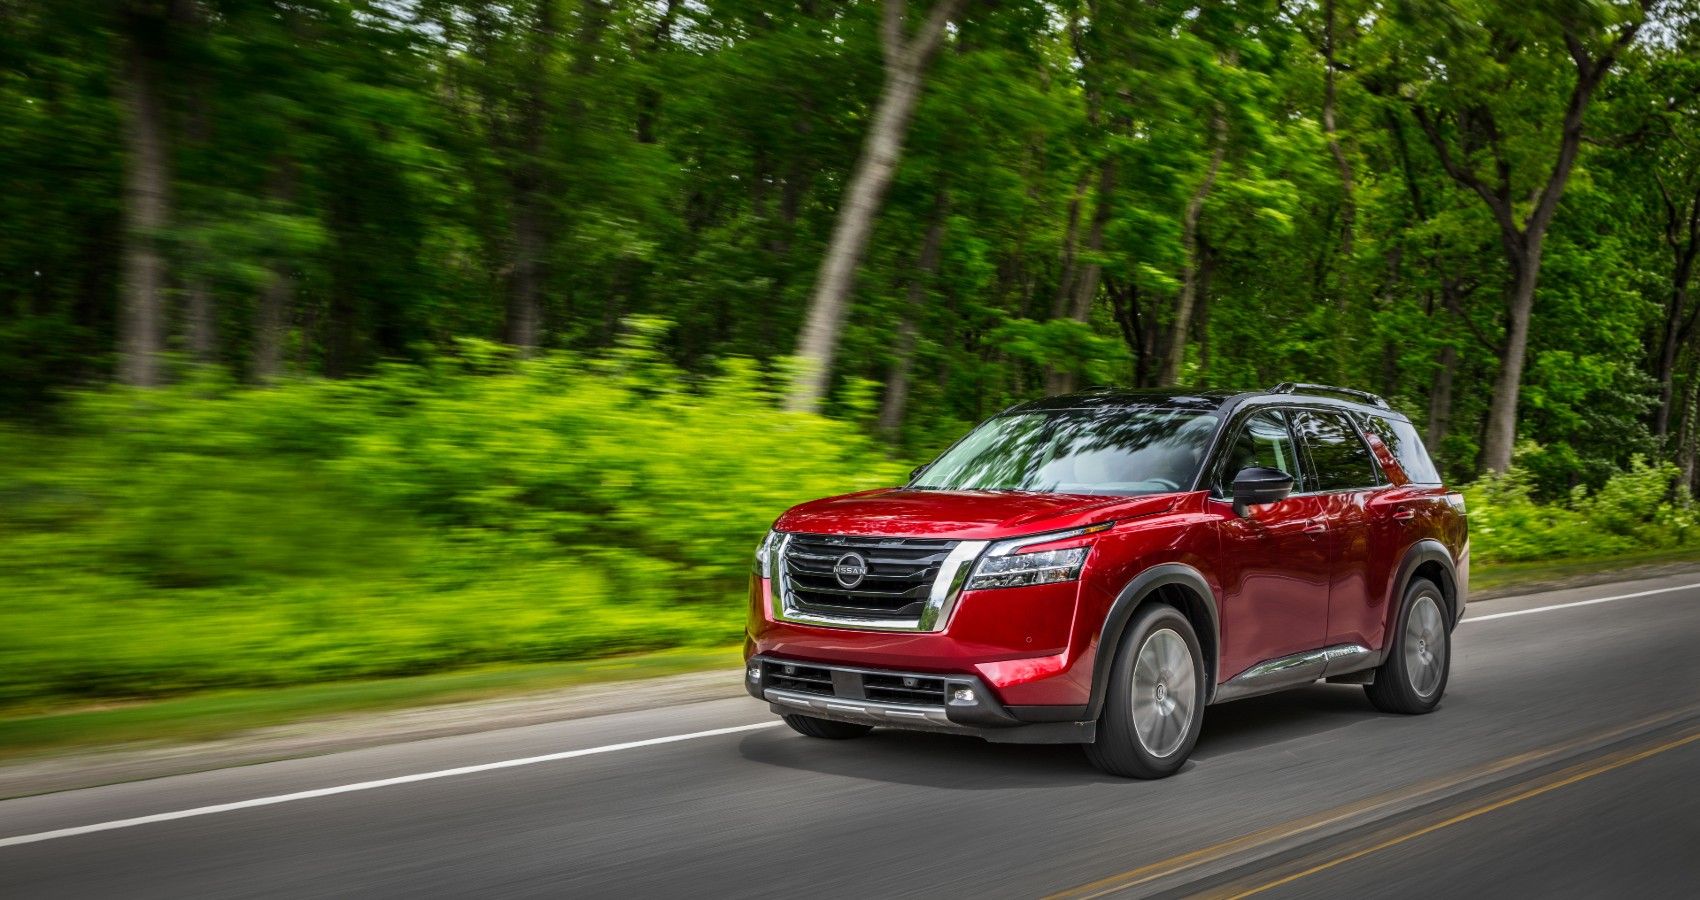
5;572;1700;898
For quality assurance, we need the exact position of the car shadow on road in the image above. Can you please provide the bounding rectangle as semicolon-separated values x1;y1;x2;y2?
1190;683;1392;760
737;683;1399;788
737;726;1120;789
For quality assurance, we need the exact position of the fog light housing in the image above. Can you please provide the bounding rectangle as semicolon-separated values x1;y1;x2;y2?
747;665;761;682
950;687;977;705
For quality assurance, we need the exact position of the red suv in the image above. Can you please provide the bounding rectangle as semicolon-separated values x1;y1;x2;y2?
744;384;1467;778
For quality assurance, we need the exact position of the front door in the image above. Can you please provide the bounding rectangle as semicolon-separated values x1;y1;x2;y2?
1291;408;1384;650
1212;408;1331;680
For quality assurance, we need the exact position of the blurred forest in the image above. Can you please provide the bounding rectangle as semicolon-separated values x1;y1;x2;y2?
4;0;1700;706
2;0;1698;487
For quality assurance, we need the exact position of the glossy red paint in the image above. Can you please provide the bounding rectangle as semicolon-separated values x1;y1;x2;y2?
749;491;1222;708
746;406;1468;721
773;488;1181;540
748;568;1093;705
1212;491;1332;674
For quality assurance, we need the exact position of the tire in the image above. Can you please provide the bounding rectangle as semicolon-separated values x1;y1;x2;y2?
1364;576;1451;715
1084;603;1206;779
781;714;873;740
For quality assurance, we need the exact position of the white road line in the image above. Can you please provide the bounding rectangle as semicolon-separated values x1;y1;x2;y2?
1463;582;1700;624
0;721;778;850
4;580;1696;852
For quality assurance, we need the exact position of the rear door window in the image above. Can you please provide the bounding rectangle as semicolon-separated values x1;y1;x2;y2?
1361;416;1443;485
1293;410;1380;492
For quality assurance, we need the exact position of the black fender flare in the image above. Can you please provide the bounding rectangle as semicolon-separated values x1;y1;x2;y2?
1389;539;1461;633
1086;563;1219;719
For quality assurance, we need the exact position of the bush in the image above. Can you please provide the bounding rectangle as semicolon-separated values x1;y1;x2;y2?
0;327;905;708
4;342;1695;710
1462;459;1696;563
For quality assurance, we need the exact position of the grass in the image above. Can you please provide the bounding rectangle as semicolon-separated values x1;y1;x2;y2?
1471;547;1700;595
6;548;1700;766
0;645;743;762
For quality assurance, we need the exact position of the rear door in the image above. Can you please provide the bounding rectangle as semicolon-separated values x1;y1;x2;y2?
1212;408;1331;678
1290;408;1384;650
1358;414;1460;642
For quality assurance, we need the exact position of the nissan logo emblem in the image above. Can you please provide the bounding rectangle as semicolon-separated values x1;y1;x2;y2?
832;552;868;589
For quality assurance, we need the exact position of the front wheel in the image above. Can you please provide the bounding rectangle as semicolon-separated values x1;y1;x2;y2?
1364;577;1450;715
1084;603;1205;779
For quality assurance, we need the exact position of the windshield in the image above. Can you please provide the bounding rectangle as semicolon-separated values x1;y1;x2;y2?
912;408;1218;495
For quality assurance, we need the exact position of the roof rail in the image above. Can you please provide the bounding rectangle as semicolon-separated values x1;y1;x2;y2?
1270;382;1391;410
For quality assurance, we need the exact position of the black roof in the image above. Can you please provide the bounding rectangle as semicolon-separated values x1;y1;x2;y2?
1009;388;1237;414
1005;384;1409;421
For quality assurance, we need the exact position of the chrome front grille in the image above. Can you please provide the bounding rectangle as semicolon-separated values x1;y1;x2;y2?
782;534;960;620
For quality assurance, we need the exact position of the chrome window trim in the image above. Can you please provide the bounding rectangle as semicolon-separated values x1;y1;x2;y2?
770;533;990;633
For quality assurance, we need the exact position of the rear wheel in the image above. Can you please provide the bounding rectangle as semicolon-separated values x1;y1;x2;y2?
781;714;873;740
1084;603;1205;779
1364;577;1450;714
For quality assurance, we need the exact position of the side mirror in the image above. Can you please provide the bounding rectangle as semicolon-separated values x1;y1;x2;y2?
1232;466;1294;517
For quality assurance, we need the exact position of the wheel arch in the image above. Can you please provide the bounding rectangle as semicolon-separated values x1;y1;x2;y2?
1087;563;1220;718
1391;539;1461;633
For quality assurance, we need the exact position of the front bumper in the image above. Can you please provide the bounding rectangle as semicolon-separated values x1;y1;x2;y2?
746;655;1094;744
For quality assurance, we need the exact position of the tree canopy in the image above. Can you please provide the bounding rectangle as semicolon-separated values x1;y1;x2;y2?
3;0;1699;494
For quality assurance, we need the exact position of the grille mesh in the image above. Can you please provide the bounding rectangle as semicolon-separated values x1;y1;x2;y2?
783;534;958;619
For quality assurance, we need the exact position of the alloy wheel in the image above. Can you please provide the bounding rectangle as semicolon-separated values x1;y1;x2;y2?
1404;594;1446;698
1131;627;1196;758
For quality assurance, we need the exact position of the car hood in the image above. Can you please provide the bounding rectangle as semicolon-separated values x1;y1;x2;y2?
773;488;1186;541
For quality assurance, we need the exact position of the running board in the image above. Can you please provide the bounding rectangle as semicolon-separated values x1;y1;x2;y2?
1211;643;1377;704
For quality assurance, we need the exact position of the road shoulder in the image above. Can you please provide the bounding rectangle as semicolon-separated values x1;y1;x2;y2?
6;557;1699;800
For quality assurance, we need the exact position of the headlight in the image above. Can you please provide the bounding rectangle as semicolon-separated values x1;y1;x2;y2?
966;547;1089;589
754;529;778;578
965;523;1110;590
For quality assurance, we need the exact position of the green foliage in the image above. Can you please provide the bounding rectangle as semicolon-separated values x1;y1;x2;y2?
0;334;905;708
2;0;1700;711
1463;458;1696;563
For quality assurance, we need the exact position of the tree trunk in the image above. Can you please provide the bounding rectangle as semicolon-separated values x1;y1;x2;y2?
1480;249;1539;473
503;0;560;354
634;0;679;144
253;268;290;380
507;198;544;351
1045;158;1116;395
1651;180;1700;439
786;0;967;412
117;11;171;387
1158;120;1227;386
185;278;215;363
252;157;297;381
1654;289;1686;438
1321;0;1355;380
1409;20;1639;473
1195;238;1215;380
878;190;949;437
1049;168;1094;320
1680;351;1700;492
1427;342;1457;452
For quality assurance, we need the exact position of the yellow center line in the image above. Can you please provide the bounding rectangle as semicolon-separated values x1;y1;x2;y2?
1043;704;1700;900
1214;729;1700;899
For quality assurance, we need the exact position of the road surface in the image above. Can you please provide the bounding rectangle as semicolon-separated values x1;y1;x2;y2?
5;571;1699;898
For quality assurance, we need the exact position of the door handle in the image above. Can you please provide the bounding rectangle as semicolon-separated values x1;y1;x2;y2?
1391;508;1416;522
1302;518;1327;535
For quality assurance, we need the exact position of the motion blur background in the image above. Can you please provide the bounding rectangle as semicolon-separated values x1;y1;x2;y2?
2;0;1699;740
